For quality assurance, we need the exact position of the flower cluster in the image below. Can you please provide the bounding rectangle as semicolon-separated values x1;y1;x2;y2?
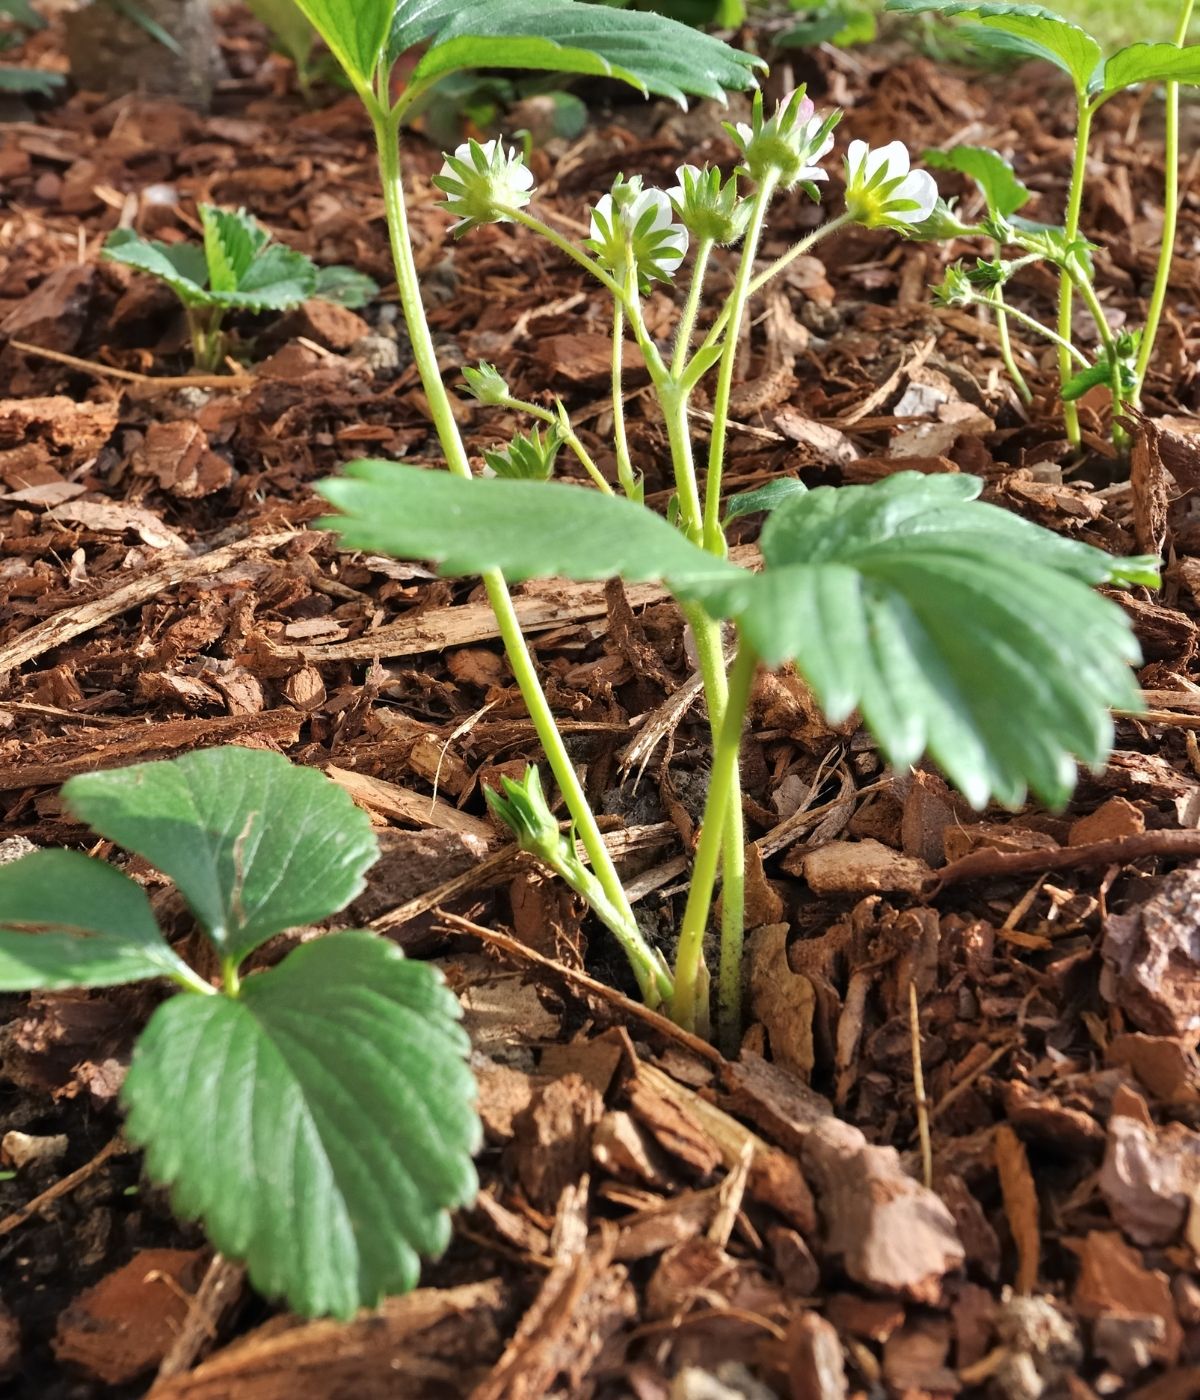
587;175;689;290
433;138;534;235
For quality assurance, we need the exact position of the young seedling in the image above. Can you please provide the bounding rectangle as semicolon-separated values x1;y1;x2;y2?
289;0;1159;1052
102;204;378;372
888;0;1200;446
0;746;479;1319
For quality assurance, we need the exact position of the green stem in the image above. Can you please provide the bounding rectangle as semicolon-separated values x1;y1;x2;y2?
1058;95;1094;446
671;638;757;1034
499;394;613;494
500;204;626;301
682;213;849;392
371;104;669;1006
661;379;705;542
612;304;639;499
992;283;1033;405
221;956;241;998
1069;263;1128;444
1133;0;1195;405
672;237;714;378
703;175;777;555
979;294;1089;366
172;965;218;996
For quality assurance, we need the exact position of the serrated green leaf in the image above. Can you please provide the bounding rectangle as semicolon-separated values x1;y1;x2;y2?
1103;42;1200;95
924;145;1031;219
685;473;1154;809
1060;359;1115;401
884;0;1102;91
314;264;379;309
724;477;808;525
227;241;318;309
102;229;211;306
316;461;740;589
63;748;379;965
200;205;271;295
0;849;193;990
391;0;762;105
288;0;391;89
122;931;479;1318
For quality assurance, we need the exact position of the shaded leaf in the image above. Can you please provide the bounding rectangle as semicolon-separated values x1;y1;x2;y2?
924;144;1031;219
102;230;211;306
391;0;763;105
0;850;193;990
687;473;1157;808
63;748;379;965
724;477;808;524
313;264;379;308
123;932;479;1318
317;460;738;588
884;0;1102;91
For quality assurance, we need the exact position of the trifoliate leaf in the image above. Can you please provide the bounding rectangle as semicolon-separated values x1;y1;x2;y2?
122;931;480;1318
317;461;738;589
390;0;763;105
924;145;1031;220
686;473;1157;809
884;0;1102;92
0;849;194;990
228;241;318;310
63;748;379;965
1102;43;1200;97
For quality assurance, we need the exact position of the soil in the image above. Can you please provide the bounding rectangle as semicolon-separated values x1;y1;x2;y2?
2;6;1200;1397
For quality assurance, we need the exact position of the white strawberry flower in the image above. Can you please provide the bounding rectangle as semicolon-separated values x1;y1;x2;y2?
431;138;534;236
843;140;938;230
587;175;689;289
725;89;839;193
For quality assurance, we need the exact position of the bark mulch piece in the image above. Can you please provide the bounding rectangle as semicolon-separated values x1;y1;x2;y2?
2;4;1200;1396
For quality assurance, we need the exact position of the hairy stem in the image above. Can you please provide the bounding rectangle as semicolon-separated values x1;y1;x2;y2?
704;175;777;555
1133;0;1195;404
672;238;714;378
1058;96;1094;446
979;294;1089;367
371;104;669;1005
497;394;613;494
671;639;757;1034
992;283;1033;405
612;304;638;499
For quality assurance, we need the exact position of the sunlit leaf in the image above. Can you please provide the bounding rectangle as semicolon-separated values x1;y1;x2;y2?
884;0;1102;92
317;460;738;588
64;748;379;965
288;0;391;89
1102;42;1200;96
390;0;763;105
924;144;1031;219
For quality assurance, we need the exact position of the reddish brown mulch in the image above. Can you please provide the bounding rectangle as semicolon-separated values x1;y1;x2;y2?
2;6;1200;1397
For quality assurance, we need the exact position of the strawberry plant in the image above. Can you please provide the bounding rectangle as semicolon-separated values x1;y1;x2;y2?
102;204;378;372
285;0;1159;1052
0;747;478;1319
888;0;1200;446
